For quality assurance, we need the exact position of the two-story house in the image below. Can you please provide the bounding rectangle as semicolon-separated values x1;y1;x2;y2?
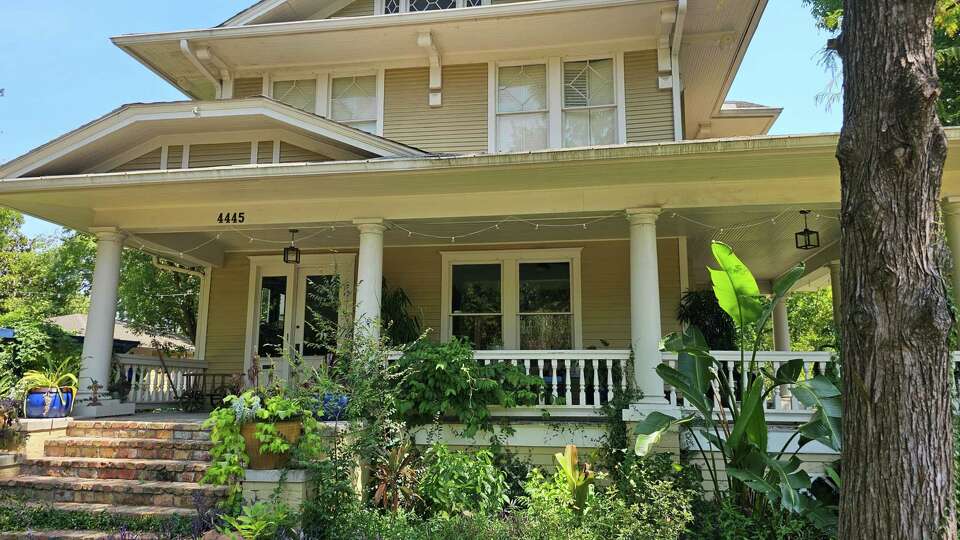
3;0;960;454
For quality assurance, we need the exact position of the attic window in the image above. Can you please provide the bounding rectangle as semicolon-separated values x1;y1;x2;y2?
381;0;487;14
273;79;318;114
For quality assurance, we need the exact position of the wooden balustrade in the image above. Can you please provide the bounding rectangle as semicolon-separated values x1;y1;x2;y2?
113;354;207;405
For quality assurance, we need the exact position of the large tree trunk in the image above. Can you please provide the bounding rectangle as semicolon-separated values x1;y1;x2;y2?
837;1;955;538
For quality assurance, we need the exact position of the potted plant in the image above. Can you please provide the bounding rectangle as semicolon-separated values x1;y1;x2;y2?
226;390;304;470
20;357;79;418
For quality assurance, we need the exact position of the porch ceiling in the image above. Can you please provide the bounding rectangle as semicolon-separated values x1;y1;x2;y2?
131;204;840;283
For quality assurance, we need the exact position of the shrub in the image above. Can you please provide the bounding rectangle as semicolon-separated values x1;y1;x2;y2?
418;443;509;517
390;339;542;437
610;452;699;535
686;497;832;540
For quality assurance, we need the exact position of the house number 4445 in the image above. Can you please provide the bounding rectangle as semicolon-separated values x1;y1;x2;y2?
217;212;245;224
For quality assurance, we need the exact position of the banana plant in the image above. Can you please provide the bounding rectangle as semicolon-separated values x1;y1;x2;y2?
634;241;841;533
554;444;595;516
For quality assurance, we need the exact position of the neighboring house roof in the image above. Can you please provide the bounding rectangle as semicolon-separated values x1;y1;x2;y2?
0;97;429;179
48;314;194;351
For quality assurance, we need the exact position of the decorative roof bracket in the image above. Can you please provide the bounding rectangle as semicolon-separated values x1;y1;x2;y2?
417;31;442;107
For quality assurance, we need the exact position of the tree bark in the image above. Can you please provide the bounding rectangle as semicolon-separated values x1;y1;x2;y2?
838;1;955;538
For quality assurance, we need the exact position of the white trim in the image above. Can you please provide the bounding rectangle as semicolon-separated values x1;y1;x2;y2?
615;51;627;144
250;141;259;164
439;247;583;349
677;236;689;293
221;0;288;27
486;62;497;154
159;145;169;170
193;266;213;360
262;73;273;97
376;68;385;136
272;138;281;163
181;144;190;169
547;57;562;149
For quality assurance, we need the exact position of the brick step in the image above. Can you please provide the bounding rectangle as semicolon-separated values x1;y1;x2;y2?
67;420;210;442
22;457;210;483
0;475;227;508
44;438;211;461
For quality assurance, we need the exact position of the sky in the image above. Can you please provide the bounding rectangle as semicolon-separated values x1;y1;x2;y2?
0;0;842;238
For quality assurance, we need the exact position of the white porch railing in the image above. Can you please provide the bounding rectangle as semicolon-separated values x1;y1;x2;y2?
113;354;207;404
661;350;836;420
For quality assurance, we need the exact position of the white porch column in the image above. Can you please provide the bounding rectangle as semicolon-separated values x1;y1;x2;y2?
354;218;385;339
79;229;125;393
943;197;960;310
772;297;791;351
828;260;842;326
626;208;667;405
74;228;135;418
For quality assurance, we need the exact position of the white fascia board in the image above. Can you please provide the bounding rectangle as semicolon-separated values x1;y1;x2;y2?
221;0;290;27
707;0;768;117
0;98;425;179
112;0;663;46
0;131;856;193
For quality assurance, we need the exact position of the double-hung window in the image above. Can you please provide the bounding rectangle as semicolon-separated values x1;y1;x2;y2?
383;0;486;14
562;59;616;147
330;75;378;133
442;249;582;350
492;56;621;152
496;64;549;153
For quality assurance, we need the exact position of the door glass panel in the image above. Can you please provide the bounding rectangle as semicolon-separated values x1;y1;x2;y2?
302;274;341;357
451;264;502;349
258;276;287;357
519;262;572;349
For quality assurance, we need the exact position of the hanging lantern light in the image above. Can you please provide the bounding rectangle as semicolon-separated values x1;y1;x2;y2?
283;229;301;264
794;210;820;250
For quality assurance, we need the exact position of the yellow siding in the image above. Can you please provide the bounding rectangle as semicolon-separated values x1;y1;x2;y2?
279;142;329;163
167;145;184;169
188;142;251;168
383;64;488;153
257;141;274;164
624;50;674;143
234;78;264;98
204;254;250;374
111;148;162;172
329;0;375;17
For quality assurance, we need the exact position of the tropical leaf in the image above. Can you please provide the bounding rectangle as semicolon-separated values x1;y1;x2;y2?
664;327;716;410
656;364;714;418
708;242;764;328
793;375;842;451
633;412;694;456
761;358;806;386
727;377;767;454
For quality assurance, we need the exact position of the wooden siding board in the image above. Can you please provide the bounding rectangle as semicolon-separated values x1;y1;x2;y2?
234;78;264;98
257;141;274;164
110;148;162;172
383;64;488;153
204;254;250;375
278;142;329;163
624;50;674;143
329;0;375;18
167;145;183;169
188;142;252;168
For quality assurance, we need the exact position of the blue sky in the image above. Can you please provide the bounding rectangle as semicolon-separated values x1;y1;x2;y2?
0;0;841;238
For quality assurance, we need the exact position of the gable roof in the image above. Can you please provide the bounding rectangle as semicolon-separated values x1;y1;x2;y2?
220;0;351;27
0;97;428;179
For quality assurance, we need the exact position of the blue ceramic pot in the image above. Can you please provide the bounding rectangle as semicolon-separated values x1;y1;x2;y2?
321;393;349;421
24;388;73;418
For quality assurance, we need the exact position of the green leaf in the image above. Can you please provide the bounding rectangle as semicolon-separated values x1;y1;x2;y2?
709;241;763;328
656;364;714;418
727;377;767;454
633;412;693;456
793;375;842;451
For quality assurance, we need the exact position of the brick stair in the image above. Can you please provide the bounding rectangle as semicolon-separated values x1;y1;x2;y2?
0;419;225;523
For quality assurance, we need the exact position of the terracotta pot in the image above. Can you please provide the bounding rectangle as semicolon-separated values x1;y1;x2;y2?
240;419;303;470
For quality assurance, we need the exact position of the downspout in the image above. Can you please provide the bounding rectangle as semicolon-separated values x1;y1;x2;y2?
151;255;205;279
179;39;223;99
671;0;687;141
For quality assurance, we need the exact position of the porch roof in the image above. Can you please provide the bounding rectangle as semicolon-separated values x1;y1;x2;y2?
0;97;429;179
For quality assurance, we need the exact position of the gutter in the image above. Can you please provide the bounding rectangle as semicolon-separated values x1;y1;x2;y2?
179;40;222;99
671;0;686;141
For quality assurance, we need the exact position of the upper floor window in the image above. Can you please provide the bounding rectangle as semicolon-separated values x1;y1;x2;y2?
496;64;548;153
273;79;317;113
562;59;616;147
490;56;621;153
330;75;378;133
383;0;487;14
